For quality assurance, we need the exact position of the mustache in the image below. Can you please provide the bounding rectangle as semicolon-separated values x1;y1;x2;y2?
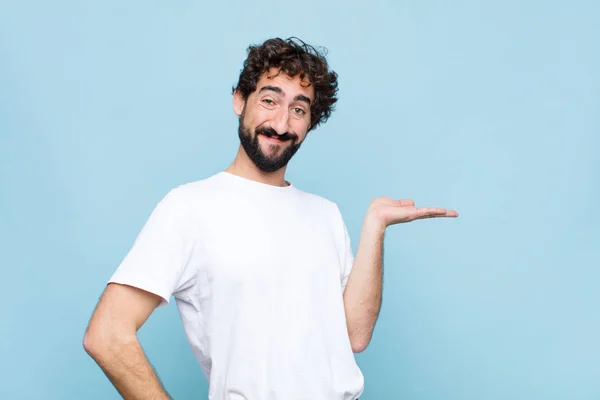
255;126;298;142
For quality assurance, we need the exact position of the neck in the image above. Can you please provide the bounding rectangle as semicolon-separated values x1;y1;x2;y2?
225;145;289;187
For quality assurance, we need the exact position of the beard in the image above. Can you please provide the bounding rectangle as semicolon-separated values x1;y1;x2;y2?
237;114;303;173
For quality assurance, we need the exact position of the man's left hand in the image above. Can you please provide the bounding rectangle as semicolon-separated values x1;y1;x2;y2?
365;197;459;230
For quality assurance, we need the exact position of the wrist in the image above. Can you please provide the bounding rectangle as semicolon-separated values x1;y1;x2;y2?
362;212;386;237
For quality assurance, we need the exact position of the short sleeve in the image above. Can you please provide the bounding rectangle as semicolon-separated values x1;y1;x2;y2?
334;205;355;291
108;187;198;306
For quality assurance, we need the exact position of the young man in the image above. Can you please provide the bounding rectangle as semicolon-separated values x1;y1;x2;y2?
83;37;458;400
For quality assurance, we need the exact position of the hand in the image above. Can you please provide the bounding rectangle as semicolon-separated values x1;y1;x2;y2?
365;197;459;229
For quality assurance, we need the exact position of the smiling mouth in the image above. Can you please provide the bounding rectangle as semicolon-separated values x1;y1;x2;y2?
260;133;287;142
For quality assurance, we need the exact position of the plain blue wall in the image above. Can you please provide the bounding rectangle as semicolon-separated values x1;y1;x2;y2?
1;1;598;399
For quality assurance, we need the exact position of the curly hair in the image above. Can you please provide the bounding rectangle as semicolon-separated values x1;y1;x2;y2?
232;37;339;131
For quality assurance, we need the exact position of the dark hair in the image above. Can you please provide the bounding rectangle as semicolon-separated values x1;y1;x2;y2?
232;37;339;131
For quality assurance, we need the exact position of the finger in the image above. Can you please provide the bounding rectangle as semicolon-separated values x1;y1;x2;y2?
416;207;443;217
416;207;458;218
421;212;458;219
374;198;415;207
441;209;458;217
387;199;414;207
397;199;415;207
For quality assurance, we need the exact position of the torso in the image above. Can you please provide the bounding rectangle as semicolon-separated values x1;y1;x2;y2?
175;172;364;400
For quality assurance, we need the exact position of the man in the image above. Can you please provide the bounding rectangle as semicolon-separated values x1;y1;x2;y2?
83;37;458;400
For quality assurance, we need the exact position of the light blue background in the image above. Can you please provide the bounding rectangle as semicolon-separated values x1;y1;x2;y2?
1;1;598;399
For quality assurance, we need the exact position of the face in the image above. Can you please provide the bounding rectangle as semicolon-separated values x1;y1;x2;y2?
234;68;314;173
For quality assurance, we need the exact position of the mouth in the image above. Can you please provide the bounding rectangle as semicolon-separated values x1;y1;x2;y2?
259;133;287;143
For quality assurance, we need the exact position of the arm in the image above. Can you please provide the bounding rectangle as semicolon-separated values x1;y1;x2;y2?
342;214;385;353
343;197;458;353
83;283;172;400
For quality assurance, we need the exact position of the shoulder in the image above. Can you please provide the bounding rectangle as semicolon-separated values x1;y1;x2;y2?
157;173;223;212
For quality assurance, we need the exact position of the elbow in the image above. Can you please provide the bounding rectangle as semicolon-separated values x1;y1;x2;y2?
349;335;372;353
83;328;105;359
83;325;131;361
347;323;375;353
351;343;368;353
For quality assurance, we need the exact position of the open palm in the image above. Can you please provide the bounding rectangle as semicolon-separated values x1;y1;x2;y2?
368;196;459;227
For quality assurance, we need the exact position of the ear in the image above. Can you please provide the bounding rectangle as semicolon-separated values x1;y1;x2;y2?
233;89;245;117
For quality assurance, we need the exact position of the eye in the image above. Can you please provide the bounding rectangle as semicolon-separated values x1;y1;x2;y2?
262;98;275;105
293;107;306;116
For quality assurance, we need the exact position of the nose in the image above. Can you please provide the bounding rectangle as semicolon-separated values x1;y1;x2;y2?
272;108;290;135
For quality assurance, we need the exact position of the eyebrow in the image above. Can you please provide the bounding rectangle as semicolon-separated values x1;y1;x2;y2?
258;85;312;106
294;94;312;106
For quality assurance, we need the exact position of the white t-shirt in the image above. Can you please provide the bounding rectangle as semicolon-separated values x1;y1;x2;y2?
109;171;364;400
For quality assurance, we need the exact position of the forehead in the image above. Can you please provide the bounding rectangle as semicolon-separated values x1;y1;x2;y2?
255;68;314;101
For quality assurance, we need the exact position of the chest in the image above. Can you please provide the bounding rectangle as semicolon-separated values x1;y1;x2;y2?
194;199;342;292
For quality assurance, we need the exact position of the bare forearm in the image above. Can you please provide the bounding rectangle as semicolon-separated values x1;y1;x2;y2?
342;196;458;352
342;217;385;352
85;334;171;400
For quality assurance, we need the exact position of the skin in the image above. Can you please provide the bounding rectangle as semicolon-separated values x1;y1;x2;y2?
83;284;171;399
227;68;314;185
83;67;458;398
343;198;457;352
227;68;458;351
